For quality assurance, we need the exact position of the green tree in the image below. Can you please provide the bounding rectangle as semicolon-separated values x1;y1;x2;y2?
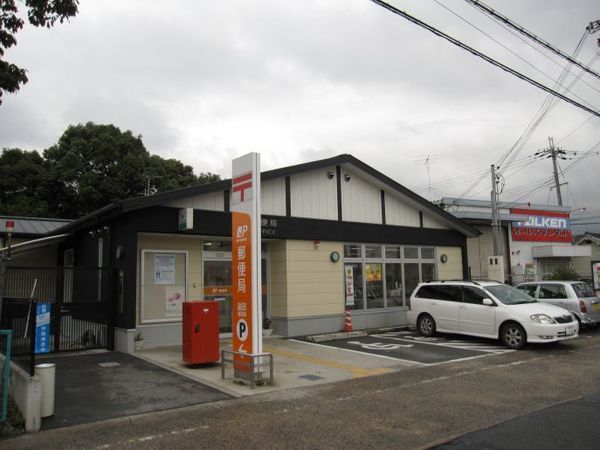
146;155;220;193
44;123;149;217
546;266;579;281
0;148;49;216
1;0;79;104
43;122;221;218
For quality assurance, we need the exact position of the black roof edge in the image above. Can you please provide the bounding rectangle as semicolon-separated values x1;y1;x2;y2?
51;203;122;235
51;153;479;237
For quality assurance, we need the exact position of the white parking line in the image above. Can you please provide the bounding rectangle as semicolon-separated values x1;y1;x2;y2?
288;338;429;366
372;333;513;354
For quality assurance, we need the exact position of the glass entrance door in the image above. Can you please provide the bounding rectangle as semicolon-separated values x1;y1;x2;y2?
203;240;269;334
204;259;233;333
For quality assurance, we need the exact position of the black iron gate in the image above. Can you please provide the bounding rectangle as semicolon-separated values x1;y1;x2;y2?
1;266;115;356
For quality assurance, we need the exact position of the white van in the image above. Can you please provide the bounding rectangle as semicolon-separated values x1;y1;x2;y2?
407;280;578;349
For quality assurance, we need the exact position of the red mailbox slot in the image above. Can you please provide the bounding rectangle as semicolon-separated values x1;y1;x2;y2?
182;301;220;364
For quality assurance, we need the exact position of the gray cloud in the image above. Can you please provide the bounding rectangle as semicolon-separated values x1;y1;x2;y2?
1;0;599;230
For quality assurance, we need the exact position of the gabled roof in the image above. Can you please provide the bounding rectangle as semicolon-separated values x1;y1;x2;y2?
53;154;479;237
573;232;600;246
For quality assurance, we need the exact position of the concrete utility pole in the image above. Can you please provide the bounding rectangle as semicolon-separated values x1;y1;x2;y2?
548;137;563;206
490;164;501;255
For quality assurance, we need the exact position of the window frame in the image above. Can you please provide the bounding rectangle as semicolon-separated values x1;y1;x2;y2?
343;243;437;310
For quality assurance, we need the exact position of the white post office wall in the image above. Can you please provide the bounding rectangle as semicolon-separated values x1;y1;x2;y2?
340;171;382;224
384;195;420;227
290;167;338;220
261;177;286;216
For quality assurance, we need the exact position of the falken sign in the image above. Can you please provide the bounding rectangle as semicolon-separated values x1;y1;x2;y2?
510;209;572;243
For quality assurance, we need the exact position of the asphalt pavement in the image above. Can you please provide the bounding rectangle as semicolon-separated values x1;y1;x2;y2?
435;393;600;450
5;327;600;449
35;351;230;430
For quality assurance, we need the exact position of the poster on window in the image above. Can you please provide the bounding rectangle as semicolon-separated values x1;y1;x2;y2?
345;265;354;306
592;261;600;294
365;263;382;281
165;286;185;315
154;254;175;285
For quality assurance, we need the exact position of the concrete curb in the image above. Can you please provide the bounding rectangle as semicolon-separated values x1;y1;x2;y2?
305;326;411;343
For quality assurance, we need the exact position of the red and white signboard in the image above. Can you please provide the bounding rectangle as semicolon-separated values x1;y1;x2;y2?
231;153;262;373
510;209;572;243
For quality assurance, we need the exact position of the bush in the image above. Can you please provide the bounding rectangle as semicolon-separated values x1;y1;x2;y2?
546;266;579;281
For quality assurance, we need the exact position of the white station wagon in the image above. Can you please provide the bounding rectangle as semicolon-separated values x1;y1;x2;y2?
516;281;600;328
408;280;578;349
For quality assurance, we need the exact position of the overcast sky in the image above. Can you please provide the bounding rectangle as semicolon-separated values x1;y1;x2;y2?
1;0;599;231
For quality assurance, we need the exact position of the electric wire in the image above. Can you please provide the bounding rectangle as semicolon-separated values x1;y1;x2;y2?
463;0;600;80
368;1;600;118
432;0;598;107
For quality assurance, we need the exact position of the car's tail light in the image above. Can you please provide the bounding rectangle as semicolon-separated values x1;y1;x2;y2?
579;300;587;313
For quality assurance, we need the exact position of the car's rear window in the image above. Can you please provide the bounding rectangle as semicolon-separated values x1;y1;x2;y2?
415;285;461;301
572;282;595;298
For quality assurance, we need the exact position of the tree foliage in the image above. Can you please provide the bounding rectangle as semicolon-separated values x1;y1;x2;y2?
0;0;79;104
0;148;49;216
0;122;221;218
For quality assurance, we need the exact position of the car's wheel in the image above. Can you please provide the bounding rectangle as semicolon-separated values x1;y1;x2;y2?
417;314;436;337
500;322;527;350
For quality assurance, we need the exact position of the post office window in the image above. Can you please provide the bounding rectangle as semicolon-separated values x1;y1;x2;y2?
364;245;382;259
141;250;187;323
404;247;418;259
344;244;362;258
421;247;435;260
385;245;402;259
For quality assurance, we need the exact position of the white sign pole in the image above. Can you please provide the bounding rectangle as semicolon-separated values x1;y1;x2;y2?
231;153;262;363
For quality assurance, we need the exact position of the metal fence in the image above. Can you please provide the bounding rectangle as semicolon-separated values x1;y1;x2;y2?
0;266;115;375
0;330;13;422
0;298;36;375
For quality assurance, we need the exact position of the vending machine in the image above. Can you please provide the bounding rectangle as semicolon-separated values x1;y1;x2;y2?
182;300;220;364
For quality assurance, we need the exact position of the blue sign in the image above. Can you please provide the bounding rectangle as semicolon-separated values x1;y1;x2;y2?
35;304;51;354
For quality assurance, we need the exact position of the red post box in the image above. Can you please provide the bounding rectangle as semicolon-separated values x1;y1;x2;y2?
182;301;220;364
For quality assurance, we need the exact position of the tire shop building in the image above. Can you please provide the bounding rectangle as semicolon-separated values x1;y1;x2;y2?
13;155;479;352
438;197;592;283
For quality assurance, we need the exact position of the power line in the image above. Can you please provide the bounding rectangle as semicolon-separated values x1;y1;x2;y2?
369;0;600;117
433;0;599;106
464;0;600;81
467;9;600;97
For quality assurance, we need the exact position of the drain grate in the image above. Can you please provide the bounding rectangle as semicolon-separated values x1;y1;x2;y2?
97;362;121;368
298;374;324;381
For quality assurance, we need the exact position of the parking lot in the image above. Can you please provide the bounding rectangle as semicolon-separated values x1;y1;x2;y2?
303;329;515;365
307;326;600;366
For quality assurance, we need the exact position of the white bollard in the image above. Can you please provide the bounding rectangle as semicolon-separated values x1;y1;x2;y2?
35;363;56;417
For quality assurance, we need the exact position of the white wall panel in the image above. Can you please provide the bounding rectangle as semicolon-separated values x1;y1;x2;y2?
422;214;448;229
290;167;337;220
165;191;224;211
341;172;381;224
261;178;286;216
385;195;420;227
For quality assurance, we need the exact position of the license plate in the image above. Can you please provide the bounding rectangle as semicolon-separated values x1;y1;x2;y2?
593;303;600;312
565;326;577;336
